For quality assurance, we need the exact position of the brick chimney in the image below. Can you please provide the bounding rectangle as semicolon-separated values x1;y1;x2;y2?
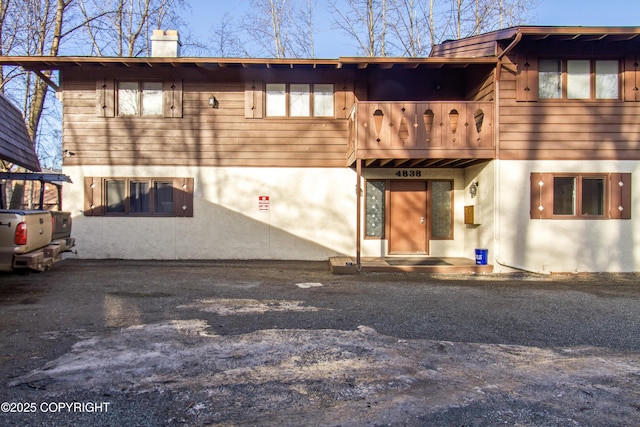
151;29;181;57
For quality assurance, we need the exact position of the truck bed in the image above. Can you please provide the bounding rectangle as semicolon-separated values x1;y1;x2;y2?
0;210;74;272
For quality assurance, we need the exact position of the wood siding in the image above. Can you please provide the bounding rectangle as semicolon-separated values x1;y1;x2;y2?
500;53;640;161
349;101;495;165
63;68;350;168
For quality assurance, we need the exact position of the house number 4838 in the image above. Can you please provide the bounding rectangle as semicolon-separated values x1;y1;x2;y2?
395;170;422;177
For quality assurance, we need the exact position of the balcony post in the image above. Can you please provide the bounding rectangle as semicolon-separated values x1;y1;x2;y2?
356;158;362;268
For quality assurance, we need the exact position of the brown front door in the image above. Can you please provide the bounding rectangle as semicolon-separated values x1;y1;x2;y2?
389;181;428;254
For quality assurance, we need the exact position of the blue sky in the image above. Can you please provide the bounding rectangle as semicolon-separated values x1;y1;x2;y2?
187;0;640;57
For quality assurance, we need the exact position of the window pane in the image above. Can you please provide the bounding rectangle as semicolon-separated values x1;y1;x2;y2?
142;82;163;116
553;177;575;215
118;82;139;116
567;60;591;99
314;84;334;117
365;181;385;238
431;181;452;239
106;180;126;213
596;60;619;99
539;59;562;99
290;84;310;117
581;177;605;216
266;83;286;116
154;181;174;214
130;181;150;213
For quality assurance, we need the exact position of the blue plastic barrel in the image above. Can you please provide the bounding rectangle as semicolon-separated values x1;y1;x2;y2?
475;249;488;265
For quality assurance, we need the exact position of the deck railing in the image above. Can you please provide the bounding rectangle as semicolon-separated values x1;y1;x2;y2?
347;101;495;164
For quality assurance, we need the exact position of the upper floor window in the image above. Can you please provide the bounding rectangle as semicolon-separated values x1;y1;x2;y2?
118;81;163;116
538;59;619;100
265;83;334;117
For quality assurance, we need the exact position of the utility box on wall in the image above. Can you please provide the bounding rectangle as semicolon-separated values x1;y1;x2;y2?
464;205;481;225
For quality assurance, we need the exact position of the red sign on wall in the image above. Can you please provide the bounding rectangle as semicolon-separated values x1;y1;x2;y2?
258;196;270;212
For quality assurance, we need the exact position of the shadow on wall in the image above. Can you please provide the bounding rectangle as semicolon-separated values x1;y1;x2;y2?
71;173;356;261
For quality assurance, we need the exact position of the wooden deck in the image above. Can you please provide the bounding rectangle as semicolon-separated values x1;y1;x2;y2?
329;256;493;274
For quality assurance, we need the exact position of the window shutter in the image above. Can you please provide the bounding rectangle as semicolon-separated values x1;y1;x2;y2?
516;55;538;102
245;81;263;118
530;173;553;219
174;177;194;217
96;79;115;117
163;79;183;118
335;80;355;119
610;173;631;219
624;55;640;102
84;177;104;216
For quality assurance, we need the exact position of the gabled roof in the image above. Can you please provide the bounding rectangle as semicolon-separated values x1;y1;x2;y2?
430;25;640;58
0;93;40;172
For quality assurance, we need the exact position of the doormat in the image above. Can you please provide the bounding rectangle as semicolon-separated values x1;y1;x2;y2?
385;258;452;266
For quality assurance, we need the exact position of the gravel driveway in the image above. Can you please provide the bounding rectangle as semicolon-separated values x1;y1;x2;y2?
1;260;639;426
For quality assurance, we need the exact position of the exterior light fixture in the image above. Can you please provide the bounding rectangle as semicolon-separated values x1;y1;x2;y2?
469;181;479;197
209;95;219;109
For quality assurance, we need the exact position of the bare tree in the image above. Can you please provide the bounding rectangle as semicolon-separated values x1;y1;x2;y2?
238;0;318;58
241;0;289;58
383;0;537;57
329;0;389;57
292;0;316;58
0;0;187;169
209;12;249;57
77;0;185;57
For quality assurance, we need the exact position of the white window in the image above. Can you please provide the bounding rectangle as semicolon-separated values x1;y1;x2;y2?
118;82;139;116
567;60;591;99
118;81;163;116
290;84;310;117
266;83;287;116
538;59;620;100
314;84;334;117
596;60;619;99
539;59;562;99
142;82;163;115
265;83;334;117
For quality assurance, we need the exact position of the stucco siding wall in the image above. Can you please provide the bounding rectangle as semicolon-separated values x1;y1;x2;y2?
495;160;639;273
64;166;357;260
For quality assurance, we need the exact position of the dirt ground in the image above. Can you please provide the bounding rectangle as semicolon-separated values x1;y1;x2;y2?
0;260;639;426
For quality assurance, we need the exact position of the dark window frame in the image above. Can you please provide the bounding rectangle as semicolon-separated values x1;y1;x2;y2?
530;172;631;220
551;173;608;218
84;177;194;217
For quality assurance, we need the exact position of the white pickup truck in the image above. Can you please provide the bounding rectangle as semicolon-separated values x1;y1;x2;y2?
0;173;75;272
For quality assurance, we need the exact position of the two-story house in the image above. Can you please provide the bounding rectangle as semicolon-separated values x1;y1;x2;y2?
2;26;639;273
